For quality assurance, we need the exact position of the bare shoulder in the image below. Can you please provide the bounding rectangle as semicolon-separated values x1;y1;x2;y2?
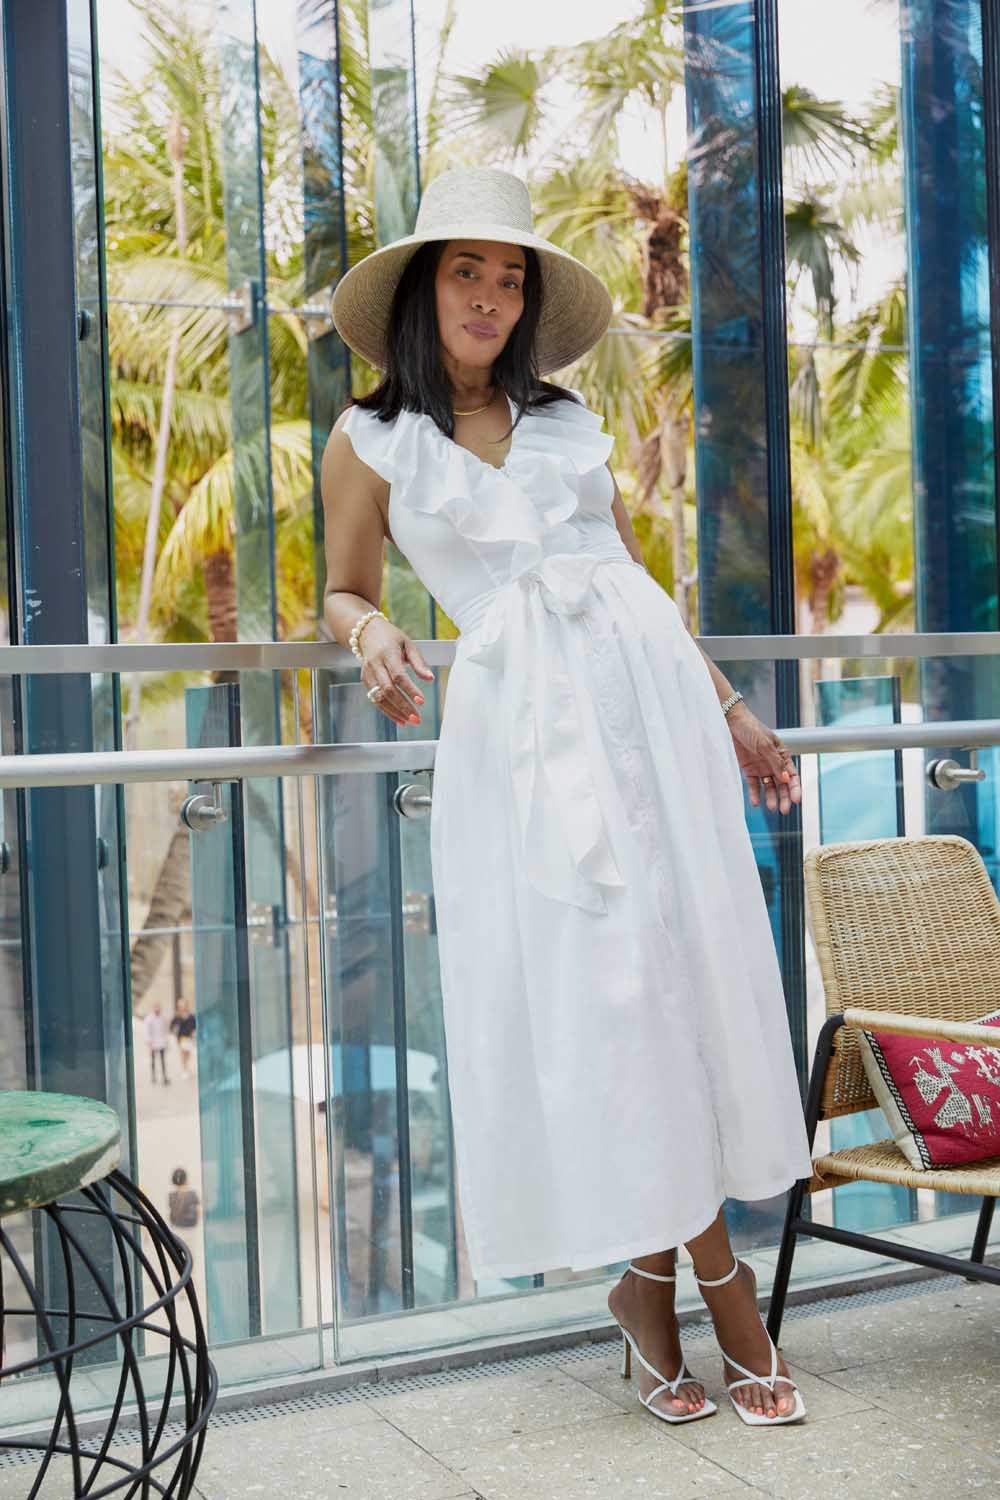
321;405;391;539
323;406;384;482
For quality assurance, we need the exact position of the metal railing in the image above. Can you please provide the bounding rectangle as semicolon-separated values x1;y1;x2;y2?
0;720;994;791
0;629;999;675
0;635;996;789
1;631;996;1371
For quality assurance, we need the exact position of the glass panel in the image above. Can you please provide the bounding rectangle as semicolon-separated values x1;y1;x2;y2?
216;4;304;1333
900;1;996;867
683;7;769;638
68;0;133;1145
296;0;352;612
1;650;999;1388
0;1;126;1376
779;0;999;852
364;0;431;641
247;880;303;1335
683;4;805;1250
814;675;914;1231
368;0;419;247
89;0;322;1379
814;676;904;843
182;676;322;1348
119;675;322;1392
0;0;128;1126
902;1;996;638
397;763;455;1305
779;0;909;640
216;0;275;645
314;671;410;1334
186;682;260;1344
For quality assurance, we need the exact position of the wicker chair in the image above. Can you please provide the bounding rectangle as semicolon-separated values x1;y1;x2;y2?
766;834;1000;1343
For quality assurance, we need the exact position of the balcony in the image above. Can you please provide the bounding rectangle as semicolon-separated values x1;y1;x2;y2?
1;632;999;1477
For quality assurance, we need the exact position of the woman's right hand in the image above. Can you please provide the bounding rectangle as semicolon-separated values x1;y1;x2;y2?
358;617;436;727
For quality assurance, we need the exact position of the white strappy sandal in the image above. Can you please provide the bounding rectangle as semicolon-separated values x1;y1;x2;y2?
693;1257;806;1426
610;1262;717;1425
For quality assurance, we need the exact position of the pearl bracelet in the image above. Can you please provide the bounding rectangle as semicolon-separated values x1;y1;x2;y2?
349;607;385;660
720;690;744;717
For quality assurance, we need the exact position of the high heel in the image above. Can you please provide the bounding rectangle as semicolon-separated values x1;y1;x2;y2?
693;1257;806;1426
610;1262;717;1425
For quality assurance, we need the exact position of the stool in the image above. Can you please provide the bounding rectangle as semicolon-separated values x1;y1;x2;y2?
0;1091;217;1496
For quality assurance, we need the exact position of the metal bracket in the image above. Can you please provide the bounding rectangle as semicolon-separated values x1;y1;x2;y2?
222;281;256;335
926;750;987;791
180;783;230;832
293;283;336;341
393;780;432;820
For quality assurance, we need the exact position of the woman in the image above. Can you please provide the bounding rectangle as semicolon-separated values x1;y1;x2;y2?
323;166;814;1428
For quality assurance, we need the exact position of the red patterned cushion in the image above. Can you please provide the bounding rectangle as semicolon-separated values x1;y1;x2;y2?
857;1011;1000;1170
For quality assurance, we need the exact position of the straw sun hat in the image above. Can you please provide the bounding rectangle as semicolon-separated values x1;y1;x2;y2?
330;166;613;376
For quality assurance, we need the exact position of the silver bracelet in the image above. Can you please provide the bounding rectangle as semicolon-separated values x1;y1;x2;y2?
720;690;744;717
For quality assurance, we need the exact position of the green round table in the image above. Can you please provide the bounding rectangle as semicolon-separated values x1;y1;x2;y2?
0;1089;216;1497
0;1090;121;1218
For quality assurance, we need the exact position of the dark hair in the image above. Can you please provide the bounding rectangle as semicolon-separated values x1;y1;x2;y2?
171;1167;188;1186
349;241;578;436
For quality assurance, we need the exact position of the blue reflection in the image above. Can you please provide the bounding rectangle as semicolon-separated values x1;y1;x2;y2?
901;1;1000;870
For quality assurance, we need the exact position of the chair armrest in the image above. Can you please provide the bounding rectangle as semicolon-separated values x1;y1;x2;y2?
842;1007;1000;1049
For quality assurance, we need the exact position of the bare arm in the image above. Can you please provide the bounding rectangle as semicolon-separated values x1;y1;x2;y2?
609;465;800;814
320;412;434;727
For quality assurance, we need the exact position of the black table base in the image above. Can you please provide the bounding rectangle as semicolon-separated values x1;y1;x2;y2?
0;1168;217;1497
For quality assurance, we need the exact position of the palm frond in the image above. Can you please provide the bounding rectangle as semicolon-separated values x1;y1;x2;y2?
111;380;231;456
530;162;642;299
784;193;861;336
151;421;313;617
442;51;548;158
790;349;823;451
782;86;871;178
824;281;908;458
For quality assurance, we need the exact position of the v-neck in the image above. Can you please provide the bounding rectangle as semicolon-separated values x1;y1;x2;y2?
450;390;518;474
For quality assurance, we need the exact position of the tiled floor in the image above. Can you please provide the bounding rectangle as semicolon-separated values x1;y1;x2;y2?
4;1270;999;1498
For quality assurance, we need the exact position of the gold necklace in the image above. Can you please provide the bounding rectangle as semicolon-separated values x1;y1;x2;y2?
453;389;495;417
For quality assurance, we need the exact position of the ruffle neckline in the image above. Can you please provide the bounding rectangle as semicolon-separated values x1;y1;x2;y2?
345;389;615;573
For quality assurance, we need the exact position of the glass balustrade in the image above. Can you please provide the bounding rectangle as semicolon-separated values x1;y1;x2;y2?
2;639;1000;1415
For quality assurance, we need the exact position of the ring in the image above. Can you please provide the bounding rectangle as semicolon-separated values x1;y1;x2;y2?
761;775;772;784
367;685;384;702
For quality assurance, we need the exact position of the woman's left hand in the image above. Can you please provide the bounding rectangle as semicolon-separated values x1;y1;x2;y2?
726;703;801;815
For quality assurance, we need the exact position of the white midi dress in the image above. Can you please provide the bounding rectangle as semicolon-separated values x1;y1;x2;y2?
342;390;814;1282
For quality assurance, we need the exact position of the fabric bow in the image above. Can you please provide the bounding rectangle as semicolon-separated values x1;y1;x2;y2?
459;551;628;915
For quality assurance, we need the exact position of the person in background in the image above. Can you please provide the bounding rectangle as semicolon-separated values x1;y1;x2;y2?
168;1166;200;1232
170;997;197;1079
143;1002;170;1085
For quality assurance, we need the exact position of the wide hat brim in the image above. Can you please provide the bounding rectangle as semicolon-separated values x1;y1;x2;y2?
330;222;613;377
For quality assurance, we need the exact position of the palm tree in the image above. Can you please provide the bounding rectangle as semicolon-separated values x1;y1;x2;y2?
104;4;314;662
440;6;903;634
